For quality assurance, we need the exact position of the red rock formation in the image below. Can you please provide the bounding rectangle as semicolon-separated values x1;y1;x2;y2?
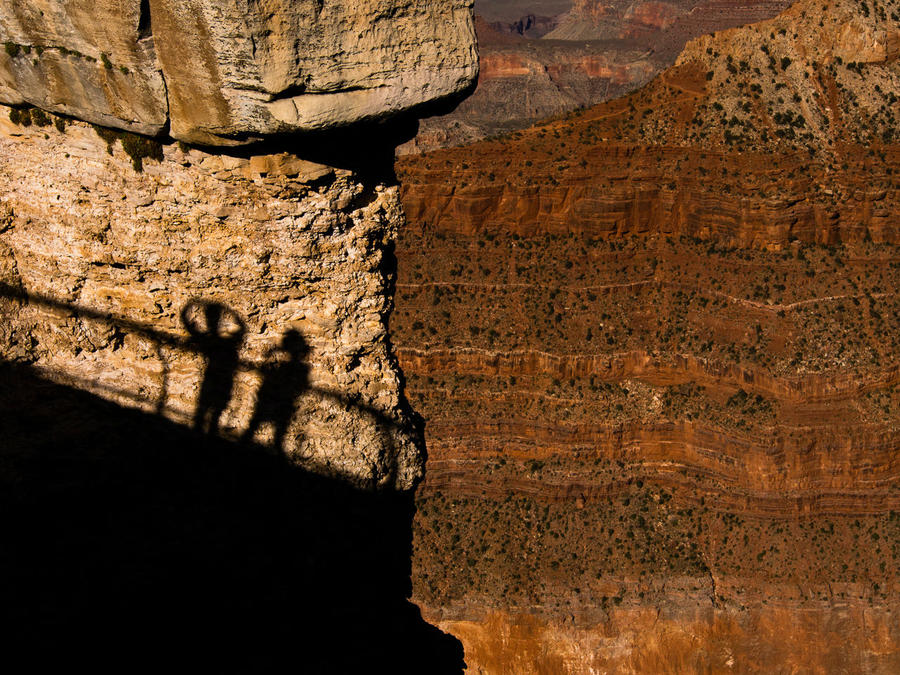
396;0;900;669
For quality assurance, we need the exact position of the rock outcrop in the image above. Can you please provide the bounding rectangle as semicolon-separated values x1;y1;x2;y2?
397;228;900;673
0;111;426;490
0;0;168;136
0;0;478;145
0;0;479;491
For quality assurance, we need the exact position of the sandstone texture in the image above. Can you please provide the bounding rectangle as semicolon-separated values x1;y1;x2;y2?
0;0;168;135
0;0;478;145
396;0;900;669
0;109;422;491
436;607;900;673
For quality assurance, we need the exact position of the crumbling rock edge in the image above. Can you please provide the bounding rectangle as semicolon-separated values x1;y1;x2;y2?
0;0;478;146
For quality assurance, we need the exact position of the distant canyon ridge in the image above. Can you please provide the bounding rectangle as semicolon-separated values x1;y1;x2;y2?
401;0;793;153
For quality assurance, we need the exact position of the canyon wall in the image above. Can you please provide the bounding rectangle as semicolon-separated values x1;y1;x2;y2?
397;0;900;670
402;0;793;153
401;0;900;246
545;0;794;41
0;113;429;490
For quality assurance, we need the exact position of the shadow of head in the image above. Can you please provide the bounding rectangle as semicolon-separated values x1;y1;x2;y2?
181;299;247;341
278;328;310;358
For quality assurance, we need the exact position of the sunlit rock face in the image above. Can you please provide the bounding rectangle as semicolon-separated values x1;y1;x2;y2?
0;111;427;491
0;0;478;144
0;1;478;490
0;0;168;135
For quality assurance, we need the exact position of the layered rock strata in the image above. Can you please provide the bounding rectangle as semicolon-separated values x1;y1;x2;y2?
401;0;900;245
397;196;900;674
0;0;478;144
396;0;900;669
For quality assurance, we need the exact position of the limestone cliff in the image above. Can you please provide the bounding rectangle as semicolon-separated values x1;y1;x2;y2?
0;0;478;144
0;2;477;667
0;1;479;491
0;110;427;490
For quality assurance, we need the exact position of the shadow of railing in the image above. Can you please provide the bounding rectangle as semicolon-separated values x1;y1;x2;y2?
0;281;418;489
0;284;459;671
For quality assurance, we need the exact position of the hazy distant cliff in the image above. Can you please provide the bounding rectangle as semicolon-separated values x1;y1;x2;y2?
402;0;793;153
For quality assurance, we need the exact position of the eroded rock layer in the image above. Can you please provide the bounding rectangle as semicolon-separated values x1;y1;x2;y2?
396;0;900;670
0;0;478;144
398;190;900;675
401;0;900;245
0;108;422;491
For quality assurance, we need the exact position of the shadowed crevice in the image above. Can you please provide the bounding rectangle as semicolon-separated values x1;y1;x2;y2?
138;0;152;39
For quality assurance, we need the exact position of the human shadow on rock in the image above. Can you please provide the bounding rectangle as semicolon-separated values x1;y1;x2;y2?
0;361;464;672
181;299;247;436
0;284;420;487
242;328;311;452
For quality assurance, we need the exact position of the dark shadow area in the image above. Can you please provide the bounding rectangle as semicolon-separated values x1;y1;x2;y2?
180;116;421;180
0;281;418;469
174;86;478;176
0;360;464;671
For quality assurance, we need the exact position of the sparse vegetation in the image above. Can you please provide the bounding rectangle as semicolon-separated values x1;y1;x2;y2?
92;125;164;172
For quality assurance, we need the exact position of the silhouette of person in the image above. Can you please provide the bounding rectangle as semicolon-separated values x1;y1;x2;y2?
180;300;246;436
242;329;311;452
